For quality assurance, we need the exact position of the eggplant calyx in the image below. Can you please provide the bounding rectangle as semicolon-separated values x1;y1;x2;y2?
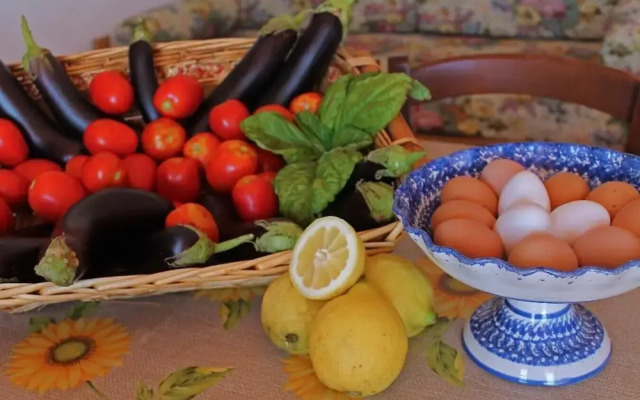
34;236;80;287
253;220;303;253
131;18;153;44
260;10;310;36
20;16;47;73
356;181;395;223
315;0;357;39
165;226;217;268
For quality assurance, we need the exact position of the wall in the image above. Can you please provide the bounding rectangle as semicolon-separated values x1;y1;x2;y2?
0;0;166;63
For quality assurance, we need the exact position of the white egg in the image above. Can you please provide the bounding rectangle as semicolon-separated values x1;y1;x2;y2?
550;200;611;244
494;203;551;253
498;170;550;215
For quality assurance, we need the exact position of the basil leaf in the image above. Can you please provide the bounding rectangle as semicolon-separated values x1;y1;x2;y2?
241;112;324;163
274;162;317;226
366;145;426;179
295;111;332;151
311;148;362;215
318;74;351;132
332;126;374;150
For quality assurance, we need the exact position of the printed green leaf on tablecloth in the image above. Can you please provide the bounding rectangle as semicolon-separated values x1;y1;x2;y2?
194;287;265;330
424;319;465;387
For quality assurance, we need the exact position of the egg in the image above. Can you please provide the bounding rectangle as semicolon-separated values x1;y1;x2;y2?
508;233;579;272
586;181;639;218
612;199;640;237
440;176;498;215
480;158;526;195
434;218;504;259
494;203;551;253
544;172;590;210
549;200;610;244
498;170;550;215
572;226;640;268
430;200;496;230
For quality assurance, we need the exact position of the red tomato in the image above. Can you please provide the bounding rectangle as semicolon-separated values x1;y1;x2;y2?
255;148;285;172
28;171;86;222
157;157;201;203
81;153;128;193
165;203;219;242
13;159;62;183
208;100;250;141
0;197;13;234
84;119;138;156
183;132;221;167
88;71;134;115
258;171;277;185
154;75;203;119
0;169;29;207
65;155;89;180
232;174;278;221
141;118;187;161
205;140;258;192
0;119;29;167
255;104;295;122
289;92;323;114
123;153;157;191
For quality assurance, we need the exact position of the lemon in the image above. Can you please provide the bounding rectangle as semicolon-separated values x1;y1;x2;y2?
289;216;365;300
309;281;408;397
364;254;437;337
261;273;326;354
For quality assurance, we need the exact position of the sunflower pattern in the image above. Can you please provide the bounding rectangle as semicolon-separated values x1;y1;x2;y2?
283;355;361;400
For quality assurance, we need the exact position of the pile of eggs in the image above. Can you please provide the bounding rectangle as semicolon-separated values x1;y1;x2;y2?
431;159;640;271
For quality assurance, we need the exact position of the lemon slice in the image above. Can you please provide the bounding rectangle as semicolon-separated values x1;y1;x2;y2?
290;217;365;300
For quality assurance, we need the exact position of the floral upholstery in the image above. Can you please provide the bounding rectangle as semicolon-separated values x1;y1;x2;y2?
601;0;640;74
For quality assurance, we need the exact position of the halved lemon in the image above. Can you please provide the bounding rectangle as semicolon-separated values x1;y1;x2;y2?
289;217;365;300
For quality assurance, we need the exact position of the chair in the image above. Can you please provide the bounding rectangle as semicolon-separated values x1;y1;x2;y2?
389;54;640;155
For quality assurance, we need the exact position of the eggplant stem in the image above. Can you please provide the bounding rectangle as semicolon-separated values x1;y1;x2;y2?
213;234;255;254
131;18;153;44
260;10;310;36
34;236;80;287
315;0;357;40
21;15;45;73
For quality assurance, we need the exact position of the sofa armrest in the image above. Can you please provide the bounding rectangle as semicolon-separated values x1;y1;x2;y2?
110;0;239;46
601;0;640;75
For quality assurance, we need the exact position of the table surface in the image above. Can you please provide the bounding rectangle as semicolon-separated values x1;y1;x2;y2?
2;140;639;400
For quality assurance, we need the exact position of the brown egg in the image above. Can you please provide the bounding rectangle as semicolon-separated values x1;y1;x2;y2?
612;199;640;237
544;172;590;210
434;218;504;259
508;233;579;272
572;226;640;268
441;176;498;215
586;181;639;218
430;200;497;230
480;158;526;195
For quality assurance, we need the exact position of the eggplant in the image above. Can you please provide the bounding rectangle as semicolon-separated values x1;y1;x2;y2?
0;59;84;164
129;19;161;124
21;17;109;138
323;181;395;231
197;189;243;240
8;222;54;238
184;14;301;135
0;237;47;283
34;188;173;286
255;2;353;108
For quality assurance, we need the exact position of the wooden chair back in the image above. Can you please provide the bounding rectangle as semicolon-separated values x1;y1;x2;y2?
389;54;640;154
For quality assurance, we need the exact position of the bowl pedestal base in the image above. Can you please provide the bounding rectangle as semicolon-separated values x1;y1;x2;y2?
462;298;611;386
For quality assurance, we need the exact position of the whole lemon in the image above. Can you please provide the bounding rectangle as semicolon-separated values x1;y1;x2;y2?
364;254;437;337
309;281;407;397
261;273;326;354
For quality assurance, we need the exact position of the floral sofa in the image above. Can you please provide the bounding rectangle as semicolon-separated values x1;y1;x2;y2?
111;0;640;150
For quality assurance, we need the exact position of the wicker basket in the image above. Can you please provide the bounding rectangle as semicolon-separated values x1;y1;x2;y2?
1;38;418;313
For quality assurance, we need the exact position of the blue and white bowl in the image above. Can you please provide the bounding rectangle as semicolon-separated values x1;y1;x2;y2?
393;142;640;386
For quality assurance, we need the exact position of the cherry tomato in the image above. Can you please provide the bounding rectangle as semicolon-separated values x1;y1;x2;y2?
65;155;89;180
88;71;134;115
258;171;277;185
0;119;29;167
0;197;13;234
183;132;221;167
154;75;203;119
165;203;219;242
290;92;323;114
81;153;128;193
255;148;285;173
205;140;258;192
28;171;86;222
209;100;250;141
232;174;278;221
0;169;29;207
142;118;187;161
255;104;295;122
157;157;201;203
84;119;138;156
13;159;62;183
123;153;157;191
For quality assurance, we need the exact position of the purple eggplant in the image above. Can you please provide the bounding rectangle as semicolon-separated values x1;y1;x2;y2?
128;19;161;124
0;237;48;283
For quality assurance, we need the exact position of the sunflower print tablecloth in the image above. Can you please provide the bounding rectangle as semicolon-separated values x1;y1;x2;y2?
0;237;639;400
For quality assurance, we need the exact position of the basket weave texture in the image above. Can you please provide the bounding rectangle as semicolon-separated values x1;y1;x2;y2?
2;38;415;313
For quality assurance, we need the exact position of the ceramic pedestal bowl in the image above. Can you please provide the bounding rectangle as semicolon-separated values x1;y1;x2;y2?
393;142;640;387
